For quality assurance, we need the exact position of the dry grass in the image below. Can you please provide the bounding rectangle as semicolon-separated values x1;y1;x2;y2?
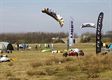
8;77;21;80
0;43;112;80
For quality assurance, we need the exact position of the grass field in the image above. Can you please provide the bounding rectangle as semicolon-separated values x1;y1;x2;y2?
0;43;112;80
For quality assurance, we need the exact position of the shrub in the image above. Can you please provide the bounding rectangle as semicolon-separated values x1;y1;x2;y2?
27;70;47;76
8;62;14;66
45;57;61;65
80;55;112;78
8;77;21;80
6;71;13;77
44;67;58;75
30;61;43;68
65;65;76;72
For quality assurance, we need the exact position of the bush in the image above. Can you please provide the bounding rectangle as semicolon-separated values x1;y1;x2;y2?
45;67;58;75
8;77;21;80
80;55;112;78
27;70;47;76
65;65;76;72
6;71;13;77
30;61;43;68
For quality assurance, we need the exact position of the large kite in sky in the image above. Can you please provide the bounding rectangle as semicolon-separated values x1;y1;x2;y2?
42;8;64;27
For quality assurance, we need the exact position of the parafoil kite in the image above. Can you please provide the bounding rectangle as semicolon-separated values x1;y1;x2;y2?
42;8;64;27
81;23;95;28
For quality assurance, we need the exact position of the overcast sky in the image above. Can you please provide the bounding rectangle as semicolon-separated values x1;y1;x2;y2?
0;0;112;35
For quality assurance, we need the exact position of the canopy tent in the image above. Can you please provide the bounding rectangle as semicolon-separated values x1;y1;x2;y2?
0;42;14;53
108;43;112;49
0;42;6;50
19;43;28;49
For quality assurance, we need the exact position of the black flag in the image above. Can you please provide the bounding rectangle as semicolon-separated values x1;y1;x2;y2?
96;12;104;54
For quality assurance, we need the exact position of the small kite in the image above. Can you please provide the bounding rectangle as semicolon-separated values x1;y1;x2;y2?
42;8;64;27
81;23;95;28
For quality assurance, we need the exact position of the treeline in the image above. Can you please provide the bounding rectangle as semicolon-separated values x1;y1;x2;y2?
103;31;112;42
0;31;111;44
0;32;67;43
80;31;112;43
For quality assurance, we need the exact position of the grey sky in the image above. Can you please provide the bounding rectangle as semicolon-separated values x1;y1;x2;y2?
0;0;112;35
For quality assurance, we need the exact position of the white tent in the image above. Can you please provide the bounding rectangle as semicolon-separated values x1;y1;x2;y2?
0;42;8;50
0;42;14;53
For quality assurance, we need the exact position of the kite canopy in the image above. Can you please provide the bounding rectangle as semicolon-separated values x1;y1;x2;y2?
42;8;64;27
81;23;95;28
